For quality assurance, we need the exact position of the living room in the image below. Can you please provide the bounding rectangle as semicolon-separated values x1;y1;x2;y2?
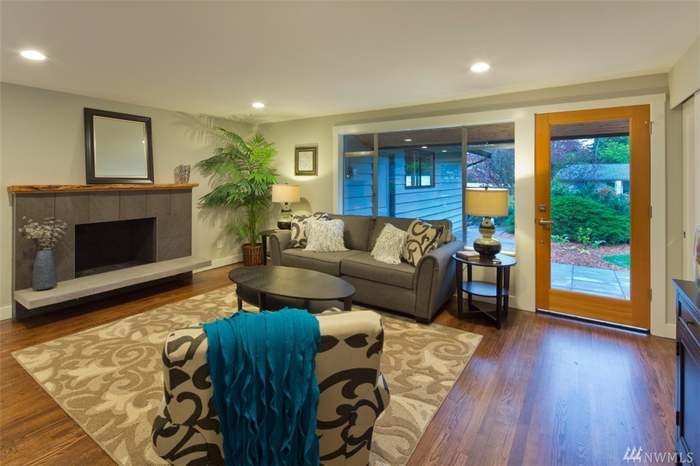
1;2;699;465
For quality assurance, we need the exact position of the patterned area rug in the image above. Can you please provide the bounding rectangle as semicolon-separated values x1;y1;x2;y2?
13;286;481;465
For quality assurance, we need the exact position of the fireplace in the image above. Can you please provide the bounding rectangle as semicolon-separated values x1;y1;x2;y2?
75;218;156;277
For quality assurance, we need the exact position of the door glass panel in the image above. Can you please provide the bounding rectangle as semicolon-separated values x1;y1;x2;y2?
549;119;630;300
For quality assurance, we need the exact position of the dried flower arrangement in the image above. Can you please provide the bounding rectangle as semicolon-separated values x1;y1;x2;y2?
18;216;68;250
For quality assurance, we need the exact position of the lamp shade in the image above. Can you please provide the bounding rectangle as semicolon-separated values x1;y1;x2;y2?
271;184;301;203
465;187;509;217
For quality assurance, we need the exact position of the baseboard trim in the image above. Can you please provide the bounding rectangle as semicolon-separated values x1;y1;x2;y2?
652;322;676;339
195;253;242;273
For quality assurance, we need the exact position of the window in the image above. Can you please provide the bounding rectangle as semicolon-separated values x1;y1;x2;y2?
340;124;514;250
404;149;435;188
464;123;515;252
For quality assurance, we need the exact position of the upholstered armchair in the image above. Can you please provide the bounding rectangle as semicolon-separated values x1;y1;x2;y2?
152;310;389;465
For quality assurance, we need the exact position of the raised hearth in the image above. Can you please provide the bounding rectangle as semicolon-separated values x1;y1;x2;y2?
14;256;210;310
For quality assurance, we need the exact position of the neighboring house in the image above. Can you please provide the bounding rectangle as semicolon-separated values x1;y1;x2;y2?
554;163;630;194
343;148;463;238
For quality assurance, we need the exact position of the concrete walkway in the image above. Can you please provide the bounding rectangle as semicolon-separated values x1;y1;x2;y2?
551;262;630;299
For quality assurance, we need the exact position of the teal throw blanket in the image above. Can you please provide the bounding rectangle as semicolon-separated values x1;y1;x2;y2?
203;309;320;466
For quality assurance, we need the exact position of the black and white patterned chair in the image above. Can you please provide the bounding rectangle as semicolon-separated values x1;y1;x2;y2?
152;310;389;465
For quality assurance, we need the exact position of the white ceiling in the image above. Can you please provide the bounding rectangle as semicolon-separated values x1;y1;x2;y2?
1;1;698;122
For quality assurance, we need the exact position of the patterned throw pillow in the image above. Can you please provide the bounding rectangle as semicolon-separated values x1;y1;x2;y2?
305;219;348;252
401;219;444;266
289;212;329;248
370;223;407;265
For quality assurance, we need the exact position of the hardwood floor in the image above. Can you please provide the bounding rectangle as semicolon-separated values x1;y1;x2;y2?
0;266;675;466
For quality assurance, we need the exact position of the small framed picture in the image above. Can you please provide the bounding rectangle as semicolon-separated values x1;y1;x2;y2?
295;145;318;176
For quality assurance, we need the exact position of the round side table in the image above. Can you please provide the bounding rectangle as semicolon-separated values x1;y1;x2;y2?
452;253;517;329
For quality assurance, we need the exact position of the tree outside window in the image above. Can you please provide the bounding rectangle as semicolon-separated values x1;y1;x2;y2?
465;143;515;251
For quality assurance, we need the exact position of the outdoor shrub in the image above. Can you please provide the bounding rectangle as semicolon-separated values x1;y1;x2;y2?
496;195;515;234
596;188;630;215
551;234;569;244
551;195;629;245
576;226;594;246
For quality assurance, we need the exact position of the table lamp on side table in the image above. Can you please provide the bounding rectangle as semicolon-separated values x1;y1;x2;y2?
465;187;509;260
272;184;301;229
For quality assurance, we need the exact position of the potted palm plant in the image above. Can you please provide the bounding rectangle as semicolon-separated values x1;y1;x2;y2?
196;129;277;266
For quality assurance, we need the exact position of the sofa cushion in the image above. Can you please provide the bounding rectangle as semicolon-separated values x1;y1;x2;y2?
281;249;362;276
328;214;374;251
369;216;453;250
341;252;415;289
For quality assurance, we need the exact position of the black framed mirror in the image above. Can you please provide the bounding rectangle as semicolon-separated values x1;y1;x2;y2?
84;108;154;184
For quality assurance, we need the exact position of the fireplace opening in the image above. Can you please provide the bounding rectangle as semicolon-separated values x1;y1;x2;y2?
75;218;156;277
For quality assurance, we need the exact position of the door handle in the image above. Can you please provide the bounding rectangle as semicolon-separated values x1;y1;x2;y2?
538;218;553;225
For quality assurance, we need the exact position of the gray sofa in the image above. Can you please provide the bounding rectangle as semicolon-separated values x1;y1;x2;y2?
269;214;463;322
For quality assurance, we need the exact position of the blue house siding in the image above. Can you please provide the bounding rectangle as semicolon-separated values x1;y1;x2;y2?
343;149;463;238
389;150;462;238
343;156;373;215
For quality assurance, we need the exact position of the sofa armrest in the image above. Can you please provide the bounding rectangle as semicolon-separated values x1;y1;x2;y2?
152;327;224;465
413;240;464;322
269;230;292;265
316;311;388;464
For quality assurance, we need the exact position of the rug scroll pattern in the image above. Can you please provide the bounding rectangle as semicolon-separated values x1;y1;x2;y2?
13;286;480;465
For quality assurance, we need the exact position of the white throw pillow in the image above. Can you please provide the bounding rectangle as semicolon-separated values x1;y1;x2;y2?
371;224;407;265
289;212;330;248
304;219;348;252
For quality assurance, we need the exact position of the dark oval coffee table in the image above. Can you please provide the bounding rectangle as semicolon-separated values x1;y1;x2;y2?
229;265;356;312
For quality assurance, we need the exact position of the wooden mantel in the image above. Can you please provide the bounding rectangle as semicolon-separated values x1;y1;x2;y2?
7;183;198;194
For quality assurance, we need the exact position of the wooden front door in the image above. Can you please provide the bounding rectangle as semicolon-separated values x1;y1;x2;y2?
535;105;651;329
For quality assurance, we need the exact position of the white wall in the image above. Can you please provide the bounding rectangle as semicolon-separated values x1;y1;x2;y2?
0;83;253;318
696;93;700;246
260;74;680;338
682;96;697;279
670;38;700;108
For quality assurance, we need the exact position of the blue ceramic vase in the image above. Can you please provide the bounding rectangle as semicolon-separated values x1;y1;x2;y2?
32;249;57;291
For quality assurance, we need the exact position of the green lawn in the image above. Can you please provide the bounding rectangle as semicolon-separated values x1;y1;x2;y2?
602;254;630;268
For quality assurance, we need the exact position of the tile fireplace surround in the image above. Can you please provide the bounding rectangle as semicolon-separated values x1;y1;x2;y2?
8;184;209;319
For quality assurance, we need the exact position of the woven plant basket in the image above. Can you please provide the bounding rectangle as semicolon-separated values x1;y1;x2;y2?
242;243;264;266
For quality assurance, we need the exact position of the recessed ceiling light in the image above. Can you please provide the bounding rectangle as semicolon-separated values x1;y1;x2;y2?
404;138;412;142
470;61;490;73
441;149;447;153
20;49;47;61
421;146;428;149
251;101;265;109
